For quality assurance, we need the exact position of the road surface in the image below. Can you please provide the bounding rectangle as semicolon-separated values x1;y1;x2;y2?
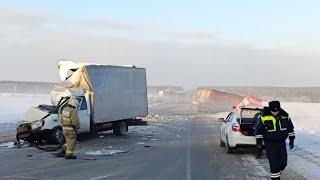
0;103;306;180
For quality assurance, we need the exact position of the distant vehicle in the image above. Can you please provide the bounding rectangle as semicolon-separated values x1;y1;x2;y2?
219;106;264;153
16;61;148;145
195;88;244;113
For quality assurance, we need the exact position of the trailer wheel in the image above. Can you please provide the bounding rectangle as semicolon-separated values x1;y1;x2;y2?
52;128;65;145
113;121;128;136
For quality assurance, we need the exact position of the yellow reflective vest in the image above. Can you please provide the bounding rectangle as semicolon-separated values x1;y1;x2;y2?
255;109;295;142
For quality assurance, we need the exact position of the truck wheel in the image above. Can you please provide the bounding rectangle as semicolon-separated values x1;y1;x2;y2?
113;121;128;136
52;128;65;145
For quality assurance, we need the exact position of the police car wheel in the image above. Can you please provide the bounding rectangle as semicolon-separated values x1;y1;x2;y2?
219;136;225;147
225;136;234;154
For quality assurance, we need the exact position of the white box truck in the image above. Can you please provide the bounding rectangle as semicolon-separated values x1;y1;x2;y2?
16;61;148;145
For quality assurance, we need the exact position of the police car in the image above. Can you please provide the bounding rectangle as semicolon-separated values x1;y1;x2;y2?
219;106;264;153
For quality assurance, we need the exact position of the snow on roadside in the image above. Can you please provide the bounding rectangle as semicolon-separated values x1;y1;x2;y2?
222;102;320;179
256;102;320;179
282;102;320;134
279;103;320;179
287;130;320;180
0;93;50;133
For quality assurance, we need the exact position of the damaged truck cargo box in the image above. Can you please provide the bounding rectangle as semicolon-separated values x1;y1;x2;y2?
52;64;148;124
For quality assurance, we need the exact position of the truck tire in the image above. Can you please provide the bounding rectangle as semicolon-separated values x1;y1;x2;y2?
113;121;128;136
52;128;65;145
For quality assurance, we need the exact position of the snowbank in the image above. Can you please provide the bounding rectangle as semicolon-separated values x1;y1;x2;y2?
282;102;320;133
0;93;50;133
288;130;320;179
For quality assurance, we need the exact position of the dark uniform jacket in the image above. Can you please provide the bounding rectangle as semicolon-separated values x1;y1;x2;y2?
255;109;295;142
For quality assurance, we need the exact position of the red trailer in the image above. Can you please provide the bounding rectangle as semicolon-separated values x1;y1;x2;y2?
195;88;262;113
195;88;244;113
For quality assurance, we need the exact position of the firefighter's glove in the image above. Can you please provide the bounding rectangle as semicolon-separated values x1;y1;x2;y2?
289;139;294;149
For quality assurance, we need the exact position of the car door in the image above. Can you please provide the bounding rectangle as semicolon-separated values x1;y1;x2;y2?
221;112;233;142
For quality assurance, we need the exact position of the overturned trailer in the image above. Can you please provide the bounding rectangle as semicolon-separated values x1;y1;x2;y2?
17;61;148;145
195;88;263;113
195;88;241;113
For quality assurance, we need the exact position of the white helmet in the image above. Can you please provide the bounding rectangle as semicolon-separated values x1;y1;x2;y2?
68;98;80;108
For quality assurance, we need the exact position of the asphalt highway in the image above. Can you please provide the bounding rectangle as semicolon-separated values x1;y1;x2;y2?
0;103;306;180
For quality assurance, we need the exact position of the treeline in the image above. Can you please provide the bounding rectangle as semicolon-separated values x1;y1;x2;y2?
1;81;319;103
0;81;56;94
212;86;320;103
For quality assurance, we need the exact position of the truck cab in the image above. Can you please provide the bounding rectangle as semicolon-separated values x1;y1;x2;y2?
50;86;91;132
17;89;91;145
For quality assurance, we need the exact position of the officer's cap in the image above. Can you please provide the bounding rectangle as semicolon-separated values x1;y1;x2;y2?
269;101;280;112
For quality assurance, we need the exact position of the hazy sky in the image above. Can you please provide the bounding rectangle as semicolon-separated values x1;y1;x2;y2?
1;1;320;88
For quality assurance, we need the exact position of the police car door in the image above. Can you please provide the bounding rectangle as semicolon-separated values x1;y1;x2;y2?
222;112;233;140
76;96;90;133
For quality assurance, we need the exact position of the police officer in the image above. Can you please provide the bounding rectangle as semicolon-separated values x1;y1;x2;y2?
255;101;295;180
253;108;264;158
55;98;80;159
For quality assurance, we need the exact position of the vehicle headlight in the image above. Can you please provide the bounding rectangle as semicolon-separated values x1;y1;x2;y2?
31;120;43;130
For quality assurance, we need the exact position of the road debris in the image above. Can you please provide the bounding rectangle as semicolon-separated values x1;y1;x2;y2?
85;149;129;156
0;142;15;149
83;157;97;160
136;142;146;145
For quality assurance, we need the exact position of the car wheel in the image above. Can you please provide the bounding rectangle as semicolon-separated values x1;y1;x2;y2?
219;135;225;147
225;136;234;154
